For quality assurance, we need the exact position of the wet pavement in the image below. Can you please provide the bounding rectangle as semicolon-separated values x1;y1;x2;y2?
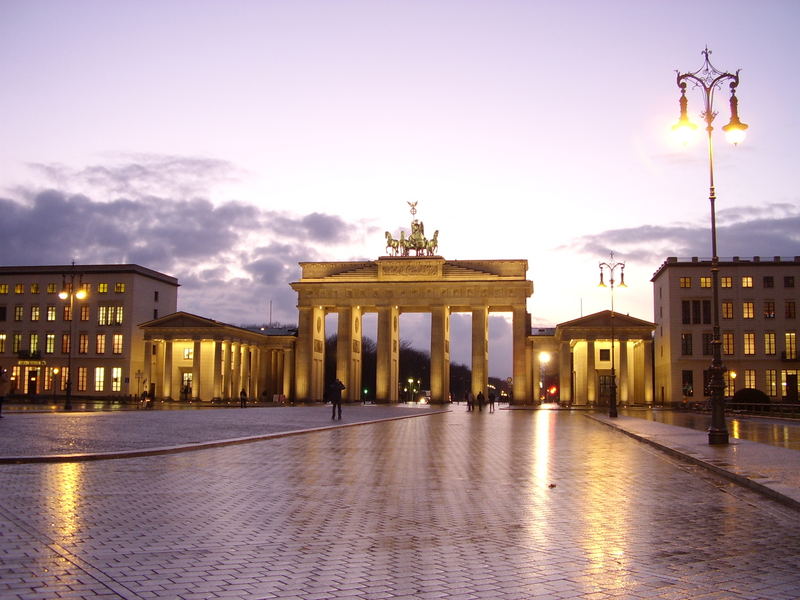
1;405;799;599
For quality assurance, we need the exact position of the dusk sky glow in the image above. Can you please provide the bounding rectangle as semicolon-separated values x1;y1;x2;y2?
2;1;799;377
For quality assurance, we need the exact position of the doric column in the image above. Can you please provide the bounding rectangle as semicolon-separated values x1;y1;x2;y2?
143;340;152;393
223;340;232;399
618;338;629;404
251;346;261;399
431;305;451;404
532;350;541;402
559;341;572;404
232;341;241;397
213;340;222;399
512;306;530;403
337;306;362;401
376;305;399;402
164;339;173;400
586;340;596;405
242;344;251;396
295;305;325;401
191;339;202;399
282;347;293;400
643;338;654;405
471;306;488;397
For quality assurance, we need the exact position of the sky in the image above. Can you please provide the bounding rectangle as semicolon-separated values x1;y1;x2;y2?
1;0;799;378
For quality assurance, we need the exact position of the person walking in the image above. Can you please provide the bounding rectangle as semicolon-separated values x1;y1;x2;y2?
329;378;345;420
0;367;10;418
240;388;247;408
488;391;496;413
466;391;474;412
476;391;485;412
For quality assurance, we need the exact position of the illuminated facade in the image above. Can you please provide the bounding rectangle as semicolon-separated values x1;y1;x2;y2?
290;257;534;403
652;256;800;405
0;264;178;397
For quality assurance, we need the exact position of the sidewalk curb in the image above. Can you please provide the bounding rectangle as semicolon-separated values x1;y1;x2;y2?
0;409;450;465
586;414;800;511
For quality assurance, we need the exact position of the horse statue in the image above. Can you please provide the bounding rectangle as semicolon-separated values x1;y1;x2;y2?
385;231;400;256
425;230;439;256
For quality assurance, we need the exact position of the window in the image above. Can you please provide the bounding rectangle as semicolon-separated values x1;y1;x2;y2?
787;301;796;319
94;367;105;392
154;290;159;302
63;305;72;321
721;276;732;288
743;333;755;355
702;333;714;355
0;333;5;352
114;282;126;293
741;276;753;288
79;333;89;354
679;277;691;288
80;305;90;321
724;372;735;397
47;283;57;294
46;334;55;354
785;276;795;288
14;305;24;321
183;347;194;360
681;370;694;396
722;332;734;355
30;283;39;294
30;305;40;321
764;332;776;355
764;301;776;319
61;333;71;354
78;367;88;392
96;334;106;354
681;301;691;324
29;333;39;354
744;369;756;389
98;283;108;293
681;333;693;356
782;370;800;399
13;333;22;353
742;302;754;319
763;276;774;288
111;367;122;392
700;277;711;288
114;306;123;325
721;301;733;319
786;332;797;360
112;334;123;354
14;283;24;294
766;370;777;396
98;305;124;326
702;300;711;324
599;348;610;361
47;305;56;321
0;284;7;294
692;300;701;324
153;309;158;320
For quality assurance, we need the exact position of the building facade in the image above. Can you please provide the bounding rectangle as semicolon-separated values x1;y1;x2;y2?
0;264;178;397
652;256;800;406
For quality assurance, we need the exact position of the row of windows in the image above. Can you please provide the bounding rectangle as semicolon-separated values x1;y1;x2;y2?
680;331;797;358
0;282;127;295
0;304;124;325
681;299;796;323
0;333;124;355
10;365;124;393
678;275;795;289
681;368;798;398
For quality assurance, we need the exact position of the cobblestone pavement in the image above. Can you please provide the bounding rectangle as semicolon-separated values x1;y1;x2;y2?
2;408;800;599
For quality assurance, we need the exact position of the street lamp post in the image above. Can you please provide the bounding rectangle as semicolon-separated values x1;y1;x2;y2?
598;253;626;418
674;48;749;445
58;263;88;411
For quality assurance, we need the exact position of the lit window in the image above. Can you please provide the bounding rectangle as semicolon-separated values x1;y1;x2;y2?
722;332;734;355
14;305;24;321
787;301;797;319
29;333;39;353
78;367;88;392
30;283;39;294
764;301;775;319
744;369;755;389
742;302;754;319
679;277;691;288
63;305;72;321
47;305;56;321
741;276;753;288
94;367;105;392
766;370;777;396
721;302;733;319
62;334;71;354
764;332;776;355
113;334;123;354
98;283;108;293
0;333;5;352
30;305;40;321
13;333;22;353
111;367;122;392
96;334;106;354
785;332;797;360
79;334;89;354
14;284;24;294
47;283;57;294
80;305;90;321
114;306;123;325
743;333;755;355
721;277;732;288
699;277;711;288
724;372;735;397
0;284;8;294
183;348;194;360
46;334;55;354
115;282;126;293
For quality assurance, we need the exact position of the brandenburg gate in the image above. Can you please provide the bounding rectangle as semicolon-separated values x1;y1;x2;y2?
291;209;533;404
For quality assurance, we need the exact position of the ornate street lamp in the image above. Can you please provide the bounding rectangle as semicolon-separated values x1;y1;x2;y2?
58;263;88;411
674;48;748;445
598;253;626;418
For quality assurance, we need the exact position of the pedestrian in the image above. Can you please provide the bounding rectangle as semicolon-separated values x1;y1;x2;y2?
0;366;10;418
477;391;485;412
329;378;345;420
488;391;496;413
240;388;247;408
466;391;474;412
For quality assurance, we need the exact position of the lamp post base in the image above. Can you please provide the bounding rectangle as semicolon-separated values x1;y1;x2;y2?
708;429;729;445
